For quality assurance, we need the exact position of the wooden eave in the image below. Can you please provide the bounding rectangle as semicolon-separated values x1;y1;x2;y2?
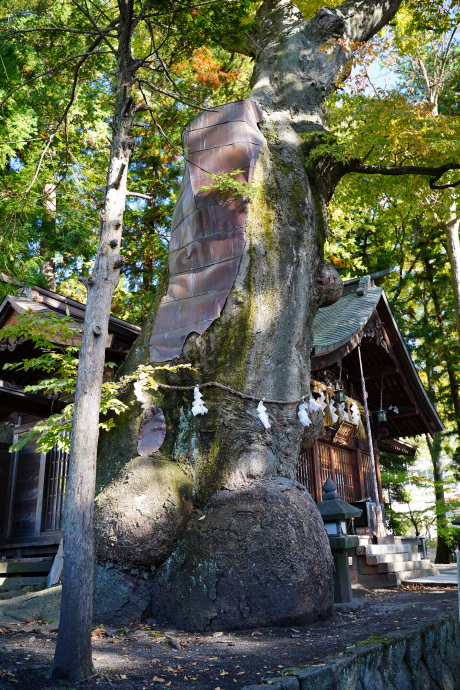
0;287;141;342
0;286;141;420
0;382;66;419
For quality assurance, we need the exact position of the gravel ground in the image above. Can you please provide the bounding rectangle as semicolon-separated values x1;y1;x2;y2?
0;586;457;690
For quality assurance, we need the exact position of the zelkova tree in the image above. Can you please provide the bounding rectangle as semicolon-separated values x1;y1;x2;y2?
96;0;455;635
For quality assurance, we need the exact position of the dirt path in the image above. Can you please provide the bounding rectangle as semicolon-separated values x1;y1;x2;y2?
0;586;457;690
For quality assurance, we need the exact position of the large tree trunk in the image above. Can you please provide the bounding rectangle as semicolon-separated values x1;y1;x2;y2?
49;4;137;680
97;0;404;631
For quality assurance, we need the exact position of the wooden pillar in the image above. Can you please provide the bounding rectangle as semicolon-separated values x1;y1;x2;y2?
356;448;365;500
35;451;47;536
374;447;383;503
312;442;322;503
329;445;337;484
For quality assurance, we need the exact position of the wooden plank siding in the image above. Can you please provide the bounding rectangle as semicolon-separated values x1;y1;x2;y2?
1;431;69;547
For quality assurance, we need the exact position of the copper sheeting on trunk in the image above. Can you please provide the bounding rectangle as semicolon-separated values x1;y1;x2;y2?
150;99;264;362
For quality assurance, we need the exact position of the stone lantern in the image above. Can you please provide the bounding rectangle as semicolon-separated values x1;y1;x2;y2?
317;478;362;604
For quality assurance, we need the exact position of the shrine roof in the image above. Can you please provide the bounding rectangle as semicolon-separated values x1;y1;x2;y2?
313;276;382;353
311;274;443;438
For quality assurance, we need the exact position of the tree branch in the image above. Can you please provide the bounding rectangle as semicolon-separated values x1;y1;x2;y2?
1;27;117;37
70;0;117;54
126;191;152;199
135;76;211;110
0;50;112;106
334;0;404;43
14;25;117;206
350;161;460;189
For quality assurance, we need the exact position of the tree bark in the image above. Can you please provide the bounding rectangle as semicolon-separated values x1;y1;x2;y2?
97;0;405;631
427;433;450;564
445;207;460;346
422;287;450;565
41;183;57;291
425;257;460;437
48;2;137;680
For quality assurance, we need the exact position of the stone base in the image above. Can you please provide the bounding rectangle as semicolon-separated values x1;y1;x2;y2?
152;477;334;631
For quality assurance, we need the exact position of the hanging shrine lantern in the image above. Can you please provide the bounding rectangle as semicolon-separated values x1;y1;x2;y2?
334;388;346;404
376;376;387;422
334;360;346;404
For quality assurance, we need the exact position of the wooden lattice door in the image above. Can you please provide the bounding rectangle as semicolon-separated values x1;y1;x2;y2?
43;443;69;532
331;446;359;502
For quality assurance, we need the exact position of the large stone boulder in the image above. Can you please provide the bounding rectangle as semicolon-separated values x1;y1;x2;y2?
152;476;334;631
94;456;194;568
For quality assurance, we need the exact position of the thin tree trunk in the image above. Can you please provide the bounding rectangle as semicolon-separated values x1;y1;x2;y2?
445;207;460;345
426;259;460;437
42;183;57;291
427;433;450;563
422;287;450;564
48;3;137;680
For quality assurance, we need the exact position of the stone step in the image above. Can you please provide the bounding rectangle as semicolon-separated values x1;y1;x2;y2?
387;567;439;586
377;559;431;574
0;558;53;575
356;544;412;555
0;576;46;592
366;552;421;565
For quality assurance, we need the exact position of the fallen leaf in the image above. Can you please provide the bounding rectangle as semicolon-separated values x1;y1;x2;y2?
219;670;229;676
120;675;127;680
165;683;171;688
153;677;165;683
